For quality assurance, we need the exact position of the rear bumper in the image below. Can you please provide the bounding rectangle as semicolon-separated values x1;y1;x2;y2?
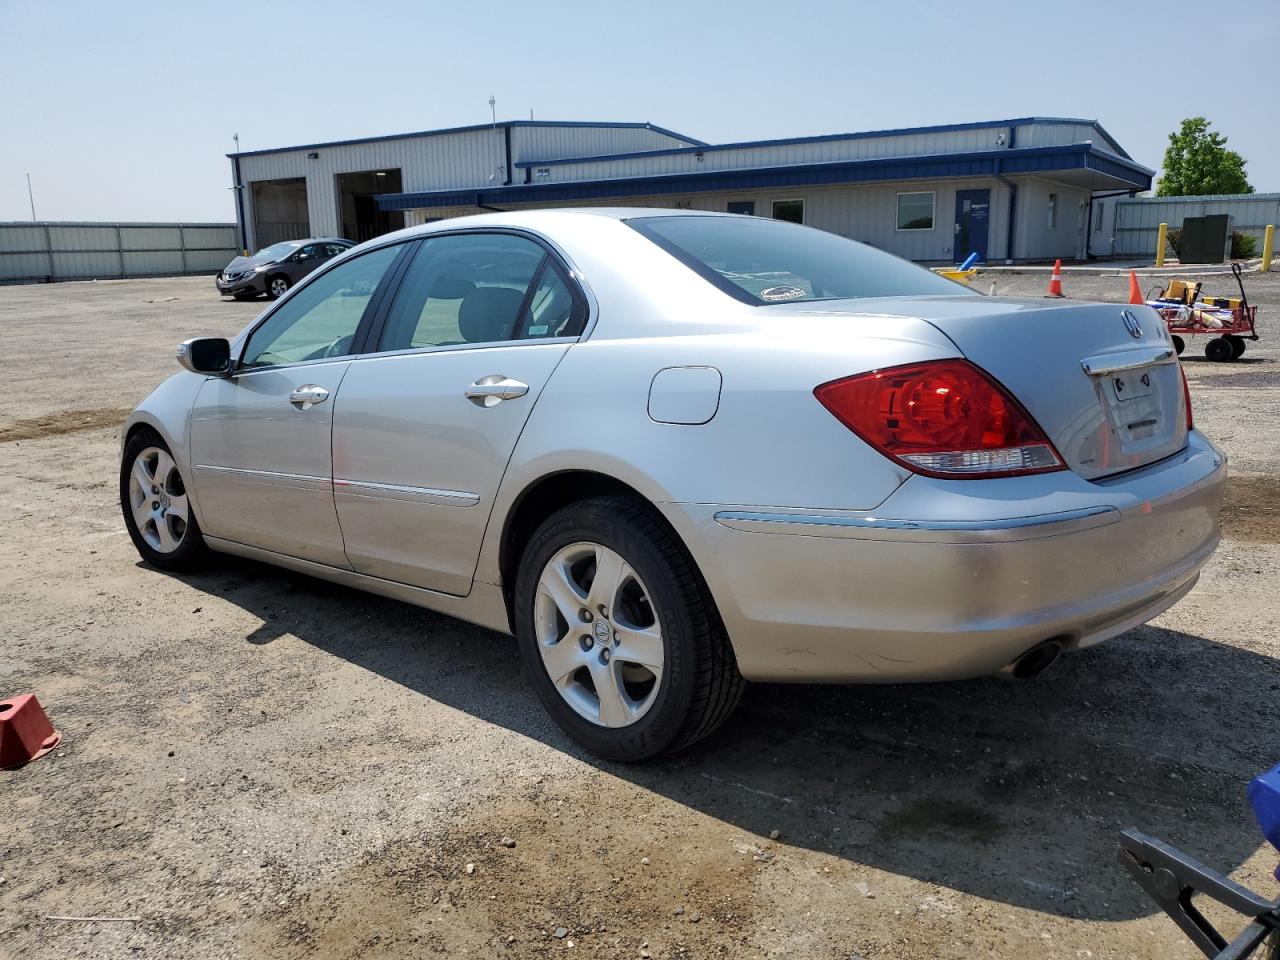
660;430;1226;682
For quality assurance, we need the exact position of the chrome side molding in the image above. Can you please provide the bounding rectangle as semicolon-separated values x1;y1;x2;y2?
713;505;1120;543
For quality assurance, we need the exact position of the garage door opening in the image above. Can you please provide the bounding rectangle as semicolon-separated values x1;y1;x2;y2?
337;169;405;243
251;177;310;250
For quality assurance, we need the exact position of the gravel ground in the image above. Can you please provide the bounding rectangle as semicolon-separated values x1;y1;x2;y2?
1;269;1278;960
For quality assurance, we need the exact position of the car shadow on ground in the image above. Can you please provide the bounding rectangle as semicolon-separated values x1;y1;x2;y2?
170;557;1280;923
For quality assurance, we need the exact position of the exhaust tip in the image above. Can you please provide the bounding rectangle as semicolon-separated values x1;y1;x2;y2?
998;639;1063;681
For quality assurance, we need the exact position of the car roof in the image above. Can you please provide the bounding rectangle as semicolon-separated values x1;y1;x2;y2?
369;207;738;248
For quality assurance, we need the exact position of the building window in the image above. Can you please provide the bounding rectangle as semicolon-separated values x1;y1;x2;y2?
772;199;804;224
1095;203;1103;232
728;201;755;216
896;192;935;231
1048;193;1058;229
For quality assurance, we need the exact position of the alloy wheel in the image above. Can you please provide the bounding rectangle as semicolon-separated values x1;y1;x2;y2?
270;277;288;298
534;541;665;728
127;446;189;553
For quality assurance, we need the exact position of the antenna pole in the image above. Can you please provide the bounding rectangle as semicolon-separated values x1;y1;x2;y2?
25;170;37;221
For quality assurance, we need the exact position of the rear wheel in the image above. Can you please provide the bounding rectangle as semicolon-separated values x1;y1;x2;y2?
120;429;210;571
1226;334;1246;359
1171;334;1184;355
1204;337;1233;362
513;496;744;761
267;275;290;300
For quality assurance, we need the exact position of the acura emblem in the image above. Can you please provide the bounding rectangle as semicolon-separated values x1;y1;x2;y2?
1121;309;1143;339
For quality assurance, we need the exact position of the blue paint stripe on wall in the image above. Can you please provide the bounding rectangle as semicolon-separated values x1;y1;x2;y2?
375;145;1152;211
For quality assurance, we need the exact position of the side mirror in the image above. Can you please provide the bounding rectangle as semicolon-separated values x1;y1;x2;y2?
176;337;231;375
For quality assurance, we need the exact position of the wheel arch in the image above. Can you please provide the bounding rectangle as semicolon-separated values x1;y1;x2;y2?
496;469;718;634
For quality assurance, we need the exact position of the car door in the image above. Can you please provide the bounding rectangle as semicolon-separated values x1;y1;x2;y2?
188;242;407;566
331;232;589;595
289;243;323;283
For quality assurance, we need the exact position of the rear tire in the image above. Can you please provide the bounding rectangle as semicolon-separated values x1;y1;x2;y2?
120;428;211;572
267;275;290;300
1171;334;1184;355
1204;337;1233;362
1226;334;1246;359
513;496;744;761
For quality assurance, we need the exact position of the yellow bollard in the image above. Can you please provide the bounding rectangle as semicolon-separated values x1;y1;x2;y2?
1155;222;1168;268
1263;224;1275;273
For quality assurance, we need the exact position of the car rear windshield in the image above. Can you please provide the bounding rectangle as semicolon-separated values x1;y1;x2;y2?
626;215;972;305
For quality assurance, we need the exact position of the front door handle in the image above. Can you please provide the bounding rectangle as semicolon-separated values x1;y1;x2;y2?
289;385;329;409
465;375;529;407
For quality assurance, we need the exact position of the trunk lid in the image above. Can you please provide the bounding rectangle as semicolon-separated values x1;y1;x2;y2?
779;295;1188;480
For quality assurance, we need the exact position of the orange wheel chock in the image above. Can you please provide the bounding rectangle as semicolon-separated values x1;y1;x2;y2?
0;694;62;769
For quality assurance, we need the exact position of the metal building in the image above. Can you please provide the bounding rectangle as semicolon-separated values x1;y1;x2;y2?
230;117;1151;264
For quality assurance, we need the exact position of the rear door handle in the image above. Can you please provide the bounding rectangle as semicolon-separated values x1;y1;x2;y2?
465;376;529;407
289;385;329;409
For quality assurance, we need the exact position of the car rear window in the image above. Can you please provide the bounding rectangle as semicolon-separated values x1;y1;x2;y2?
626;215;972;305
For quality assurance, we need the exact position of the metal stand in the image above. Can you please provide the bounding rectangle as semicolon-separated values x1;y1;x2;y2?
1119;829;1280;959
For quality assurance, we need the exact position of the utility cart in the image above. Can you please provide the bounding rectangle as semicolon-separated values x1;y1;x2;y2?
1148;263;1260;362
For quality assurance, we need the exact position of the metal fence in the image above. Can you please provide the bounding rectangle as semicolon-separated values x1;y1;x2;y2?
1114;194;1280;258
0;221;239;284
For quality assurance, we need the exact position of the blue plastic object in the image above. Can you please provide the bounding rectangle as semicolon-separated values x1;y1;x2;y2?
1247;762;1280;854
959;251;980;271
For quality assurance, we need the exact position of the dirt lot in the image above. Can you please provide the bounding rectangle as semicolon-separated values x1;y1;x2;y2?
2;269;1278;960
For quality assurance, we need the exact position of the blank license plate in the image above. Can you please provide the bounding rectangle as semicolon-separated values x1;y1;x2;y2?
1111;369;1154;402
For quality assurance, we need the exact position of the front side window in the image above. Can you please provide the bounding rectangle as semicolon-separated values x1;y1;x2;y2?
627;214;970;306
377;233;572;351
897;192;935;231
240;243;401;368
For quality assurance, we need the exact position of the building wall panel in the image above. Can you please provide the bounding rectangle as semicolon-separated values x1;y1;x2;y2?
407;178;1017;263
1111;193;1280;256
0;222;237;283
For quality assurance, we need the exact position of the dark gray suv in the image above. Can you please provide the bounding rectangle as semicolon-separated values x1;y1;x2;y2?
215;238;353;300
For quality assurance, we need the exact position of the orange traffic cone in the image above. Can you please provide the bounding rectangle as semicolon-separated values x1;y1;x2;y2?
1045;259;1065;298
1128;270;1144;305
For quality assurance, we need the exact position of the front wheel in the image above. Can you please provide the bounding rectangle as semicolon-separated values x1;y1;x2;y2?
1171;334;1185;355
1205;337;1233;362
513;496;744;761
266;275;290;300
1226;334;1247;359
120;429;210;571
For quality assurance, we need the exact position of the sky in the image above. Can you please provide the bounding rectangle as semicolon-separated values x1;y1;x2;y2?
3;0;1278;223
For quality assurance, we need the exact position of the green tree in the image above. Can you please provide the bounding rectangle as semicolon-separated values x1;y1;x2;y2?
1156;117;1253;196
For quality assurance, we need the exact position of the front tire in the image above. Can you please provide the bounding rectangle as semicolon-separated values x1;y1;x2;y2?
513;496;744;761
120;429;210;571
1204;337;1233;362
1226;334;1246;359
266;275;290;300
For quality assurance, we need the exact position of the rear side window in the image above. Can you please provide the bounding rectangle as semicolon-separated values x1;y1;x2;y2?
377;233;586;351
627;215;971;305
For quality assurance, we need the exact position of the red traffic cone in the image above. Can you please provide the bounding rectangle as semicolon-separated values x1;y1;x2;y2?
1128;270;1144;305
1045;259;1065;298
0;693;62;769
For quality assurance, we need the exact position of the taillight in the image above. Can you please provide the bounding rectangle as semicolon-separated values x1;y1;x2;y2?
814;359;1065;479
1179;362;1194;429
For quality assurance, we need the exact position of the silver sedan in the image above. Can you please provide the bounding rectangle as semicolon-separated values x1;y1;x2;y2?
120;209;1225;760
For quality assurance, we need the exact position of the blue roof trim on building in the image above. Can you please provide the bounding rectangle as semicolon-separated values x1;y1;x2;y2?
227;120;706;159
375;144;1153;211
513;117;1131;169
